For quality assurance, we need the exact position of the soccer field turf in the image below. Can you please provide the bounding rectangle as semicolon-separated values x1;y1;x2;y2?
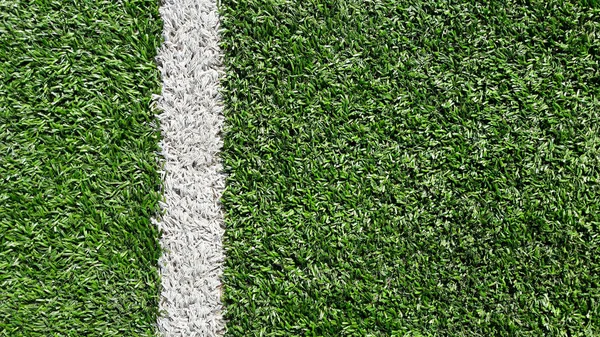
219;0;600;335
0;1;163;335
2;0;600;336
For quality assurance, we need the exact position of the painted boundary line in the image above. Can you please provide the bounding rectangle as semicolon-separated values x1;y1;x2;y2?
152;0;226;335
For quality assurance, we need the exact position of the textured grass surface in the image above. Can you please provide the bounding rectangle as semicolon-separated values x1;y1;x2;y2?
0;1;163;335
220;0;600;335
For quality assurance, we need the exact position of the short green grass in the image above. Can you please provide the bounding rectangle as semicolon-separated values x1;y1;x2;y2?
220;0;600;335
0;1;163;335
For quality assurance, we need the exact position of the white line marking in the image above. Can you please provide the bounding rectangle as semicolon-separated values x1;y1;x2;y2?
153;0;225;335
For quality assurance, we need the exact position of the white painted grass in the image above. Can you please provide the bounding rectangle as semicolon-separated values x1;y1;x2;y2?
152;0;226;335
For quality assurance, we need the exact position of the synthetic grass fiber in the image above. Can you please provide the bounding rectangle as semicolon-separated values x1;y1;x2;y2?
153;0;226;335
220;0;600;335
0;1;163;335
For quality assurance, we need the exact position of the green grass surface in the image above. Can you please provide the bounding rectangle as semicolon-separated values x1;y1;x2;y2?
0;1;163;335
220;0;600;335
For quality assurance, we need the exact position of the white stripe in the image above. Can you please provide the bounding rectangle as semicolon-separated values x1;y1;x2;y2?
152;0;225;335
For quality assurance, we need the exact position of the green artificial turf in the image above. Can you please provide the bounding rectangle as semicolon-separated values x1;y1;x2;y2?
0;1;163;335
220;0;600;335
